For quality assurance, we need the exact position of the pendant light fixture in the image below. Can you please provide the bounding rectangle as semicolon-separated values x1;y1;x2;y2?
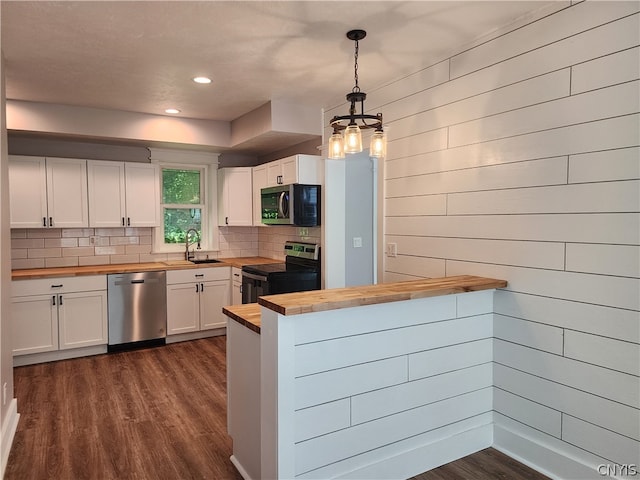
328;29;386;160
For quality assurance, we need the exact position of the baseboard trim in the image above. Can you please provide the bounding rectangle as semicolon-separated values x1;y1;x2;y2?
1;398;19;478
230;454;253;480
165;328;225;344
333;424;493;480
493;421;604;480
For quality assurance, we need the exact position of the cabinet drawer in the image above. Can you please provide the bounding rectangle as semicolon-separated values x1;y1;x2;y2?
12;275;107;297
232;267;242;285
166;267;230;285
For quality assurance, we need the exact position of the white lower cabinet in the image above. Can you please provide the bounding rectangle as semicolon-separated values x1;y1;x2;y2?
231;267;242;305
11;275;107;356
167;267;230;335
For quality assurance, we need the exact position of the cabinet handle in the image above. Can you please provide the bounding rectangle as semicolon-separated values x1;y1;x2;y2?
225;216;229;225
196;284;199;293
51;284;63;288
49;217;53;227
43;217;47;227
59;295;63;306
195;274;204;278
52;295;56;306
277;175;282;184
122;217;125;226
127;217;131;226
200;283;204;292
233;273;240;277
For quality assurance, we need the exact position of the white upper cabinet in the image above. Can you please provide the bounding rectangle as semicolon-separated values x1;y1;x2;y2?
218;167;253;226
252;164;267;226
88;161;159;228
9;155;88;229
261;154;322;187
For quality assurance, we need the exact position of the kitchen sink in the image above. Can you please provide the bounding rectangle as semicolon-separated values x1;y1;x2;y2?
191;258;224;264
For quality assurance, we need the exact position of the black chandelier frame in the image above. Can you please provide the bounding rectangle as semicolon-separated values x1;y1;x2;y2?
329;29;384;134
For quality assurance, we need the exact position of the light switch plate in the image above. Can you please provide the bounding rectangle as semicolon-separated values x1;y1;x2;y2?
386;242;397;257
353;237;362;248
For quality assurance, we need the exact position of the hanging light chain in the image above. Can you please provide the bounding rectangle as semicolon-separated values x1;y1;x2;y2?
352;38;360;93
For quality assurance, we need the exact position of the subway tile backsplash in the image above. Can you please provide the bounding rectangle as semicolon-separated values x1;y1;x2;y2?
11;225;321;269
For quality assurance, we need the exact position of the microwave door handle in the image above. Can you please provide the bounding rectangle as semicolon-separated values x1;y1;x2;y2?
278;191;286;218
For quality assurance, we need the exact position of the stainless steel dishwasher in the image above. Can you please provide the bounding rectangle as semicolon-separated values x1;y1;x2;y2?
107;271;167;351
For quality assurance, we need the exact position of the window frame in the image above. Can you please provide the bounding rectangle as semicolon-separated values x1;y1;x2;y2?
149;148;220;255
158;164;207;253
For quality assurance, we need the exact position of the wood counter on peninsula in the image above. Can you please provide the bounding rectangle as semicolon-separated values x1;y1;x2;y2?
224;275;506;480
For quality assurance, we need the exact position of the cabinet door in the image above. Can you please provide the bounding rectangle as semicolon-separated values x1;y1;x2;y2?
219;168;253;226
295;154;322;185
58;291;108;349
124;163;160;227
231;267;243;305
8;156;48;228
280;156;298;185
46;157;89;228
11;295;58;355
252;165;267;226
200;280;230;330
87;160;126;228
266;161;283;186
167;283;200;334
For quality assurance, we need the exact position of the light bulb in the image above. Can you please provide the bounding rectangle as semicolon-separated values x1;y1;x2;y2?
369;129;386;159
344;124;362;154
328;131;345;159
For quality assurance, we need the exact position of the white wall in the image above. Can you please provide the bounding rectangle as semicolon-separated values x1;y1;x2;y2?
324;2;639;478
0;51;19;476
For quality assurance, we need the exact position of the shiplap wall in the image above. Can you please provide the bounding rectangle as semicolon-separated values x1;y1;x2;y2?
330;2;640;478
260;290;496;479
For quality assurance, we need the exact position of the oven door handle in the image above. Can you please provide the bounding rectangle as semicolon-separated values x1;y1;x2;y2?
242;272;269;282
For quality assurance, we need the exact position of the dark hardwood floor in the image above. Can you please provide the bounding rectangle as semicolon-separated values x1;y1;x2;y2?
6;336;549;480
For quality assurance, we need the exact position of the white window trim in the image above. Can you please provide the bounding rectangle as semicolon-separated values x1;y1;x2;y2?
149;148;220;254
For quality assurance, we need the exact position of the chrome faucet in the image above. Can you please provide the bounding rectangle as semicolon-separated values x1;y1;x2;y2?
184;228;200;261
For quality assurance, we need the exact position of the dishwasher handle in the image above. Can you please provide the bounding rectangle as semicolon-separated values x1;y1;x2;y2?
131;279;145;284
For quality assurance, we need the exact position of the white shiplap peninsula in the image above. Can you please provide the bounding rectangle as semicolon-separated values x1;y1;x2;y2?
224;275;507;480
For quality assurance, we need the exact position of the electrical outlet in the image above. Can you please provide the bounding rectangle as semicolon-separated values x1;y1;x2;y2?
386;242;397;257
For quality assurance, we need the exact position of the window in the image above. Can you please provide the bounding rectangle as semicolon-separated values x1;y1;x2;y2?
158;166;207;250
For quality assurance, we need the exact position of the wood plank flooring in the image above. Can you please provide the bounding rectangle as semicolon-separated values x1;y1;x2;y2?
6;336;549;480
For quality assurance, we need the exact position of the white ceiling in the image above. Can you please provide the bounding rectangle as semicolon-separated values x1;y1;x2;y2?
1;1;555;153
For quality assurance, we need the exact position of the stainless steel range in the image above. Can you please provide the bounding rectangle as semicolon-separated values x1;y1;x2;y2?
241;241;320;304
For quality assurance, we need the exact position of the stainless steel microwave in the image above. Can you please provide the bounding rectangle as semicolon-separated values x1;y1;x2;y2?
261;184;321;226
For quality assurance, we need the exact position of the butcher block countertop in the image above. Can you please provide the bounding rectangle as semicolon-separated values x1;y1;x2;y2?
11;256;281;280
223;275;507;334
223;304;262;334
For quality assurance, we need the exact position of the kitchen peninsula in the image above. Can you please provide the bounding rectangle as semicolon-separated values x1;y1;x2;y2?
224;275;507;480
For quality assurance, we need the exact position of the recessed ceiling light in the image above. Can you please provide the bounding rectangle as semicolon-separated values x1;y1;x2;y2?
165;108;181;114
193;76;212;84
